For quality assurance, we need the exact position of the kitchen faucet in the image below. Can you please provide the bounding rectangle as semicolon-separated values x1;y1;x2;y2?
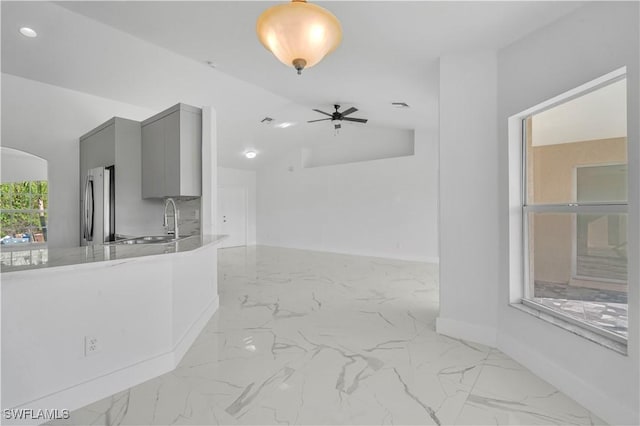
163;198;179;238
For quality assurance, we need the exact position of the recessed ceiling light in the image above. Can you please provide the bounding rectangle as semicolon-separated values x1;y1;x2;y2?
245;151;257;159
275;122;295;129
19;27;37;38
391;102;410;108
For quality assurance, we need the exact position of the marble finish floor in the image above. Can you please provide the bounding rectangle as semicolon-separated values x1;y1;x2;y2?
52;246;604;425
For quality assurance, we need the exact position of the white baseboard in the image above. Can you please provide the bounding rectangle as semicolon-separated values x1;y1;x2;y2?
435;317;497;347
9;297;219;426
256;242;439;264
9;354;176;426
498;333;638;426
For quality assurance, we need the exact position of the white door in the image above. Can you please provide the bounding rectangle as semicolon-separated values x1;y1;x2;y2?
217;187;247;248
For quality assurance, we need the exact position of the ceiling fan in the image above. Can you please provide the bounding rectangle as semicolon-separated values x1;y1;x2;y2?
307;104;368;130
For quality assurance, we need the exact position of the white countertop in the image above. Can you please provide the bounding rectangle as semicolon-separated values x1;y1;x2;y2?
0;234;227;273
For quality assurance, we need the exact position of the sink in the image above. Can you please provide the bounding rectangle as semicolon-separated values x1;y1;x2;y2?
115;235;188;245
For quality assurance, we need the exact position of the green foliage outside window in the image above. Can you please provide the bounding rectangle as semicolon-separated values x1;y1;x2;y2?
0;181;48;241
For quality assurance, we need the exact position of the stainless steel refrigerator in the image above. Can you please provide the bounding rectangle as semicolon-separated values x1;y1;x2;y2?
81;166;115;246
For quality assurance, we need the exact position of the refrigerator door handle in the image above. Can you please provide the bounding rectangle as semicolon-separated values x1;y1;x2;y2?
86;177;95;242
103;167;112;242
83;177;90;240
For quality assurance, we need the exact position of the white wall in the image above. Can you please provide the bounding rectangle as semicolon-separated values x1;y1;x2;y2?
436;3;639;425
1;74;156;248
436;51;499;346
201;107;218;236
256;128;439;262
497;3;639;425
218;167;257;245
302;126;415;168
1;147;48;183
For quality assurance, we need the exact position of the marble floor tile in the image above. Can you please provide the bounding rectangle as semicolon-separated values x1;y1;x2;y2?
51;246;604;425
455;351;605;425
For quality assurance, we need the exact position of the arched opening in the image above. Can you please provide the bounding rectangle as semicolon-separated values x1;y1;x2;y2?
1;147;49;245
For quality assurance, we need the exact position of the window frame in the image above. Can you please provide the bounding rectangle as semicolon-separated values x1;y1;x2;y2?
508;67;629;346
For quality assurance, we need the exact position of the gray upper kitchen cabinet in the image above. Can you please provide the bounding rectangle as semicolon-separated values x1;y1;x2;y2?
80;117;164;241
141;103;202;199
80;119;116;175
141;117;164;198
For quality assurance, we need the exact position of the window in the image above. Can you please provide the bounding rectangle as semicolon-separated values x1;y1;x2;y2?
515;70;628;343
0;180;49;245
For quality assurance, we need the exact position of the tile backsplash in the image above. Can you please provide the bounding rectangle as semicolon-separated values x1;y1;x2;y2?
175;197;201;236
117;197;201;238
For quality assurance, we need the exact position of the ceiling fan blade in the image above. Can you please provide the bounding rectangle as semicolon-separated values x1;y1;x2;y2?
312;109;332;117
308;118;332;123
342;117;368;123
341;107;358;117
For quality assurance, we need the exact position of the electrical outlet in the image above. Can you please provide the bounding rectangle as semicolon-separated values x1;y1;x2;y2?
84;336;100;356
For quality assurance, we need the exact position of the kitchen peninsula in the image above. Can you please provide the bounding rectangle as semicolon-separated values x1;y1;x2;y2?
0;99;221;420
1;234;226;416
1;234;225;272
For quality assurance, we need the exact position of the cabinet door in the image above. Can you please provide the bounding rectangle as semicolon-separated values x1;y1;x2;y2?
163;111;181;197
141;119;165;198
179;110;202;197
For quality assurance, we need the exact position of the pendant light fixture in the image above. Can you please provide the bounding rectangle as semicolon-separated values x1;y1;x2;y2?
256;0;342;75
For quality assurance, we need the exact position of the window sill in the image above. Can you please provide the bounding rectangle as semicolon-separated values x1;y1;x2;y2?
510;302;628;355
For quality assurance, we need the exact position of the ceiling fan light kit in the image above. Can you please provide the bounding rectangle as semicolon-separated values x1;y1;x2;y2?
256;0;342;75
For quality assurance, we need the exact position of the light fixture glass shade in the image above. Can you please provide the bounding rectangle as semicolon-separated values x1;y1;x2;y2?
19;27;38;38
256;0;342;74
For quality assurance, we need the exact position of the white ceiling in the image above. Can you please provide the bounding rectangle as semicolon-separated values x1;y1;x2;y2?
2;1;584;169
